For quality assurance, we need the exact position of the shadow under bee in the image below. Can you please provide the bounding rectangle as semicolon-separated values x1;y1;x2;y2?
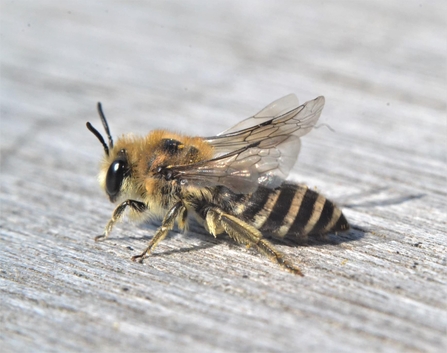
132;217;366;254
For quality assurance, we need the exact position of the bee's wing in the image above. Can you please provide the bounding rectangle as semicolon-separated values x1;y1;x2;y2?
160;96;325;194
219;93;300;134
160;135;301;194
205;95;325;155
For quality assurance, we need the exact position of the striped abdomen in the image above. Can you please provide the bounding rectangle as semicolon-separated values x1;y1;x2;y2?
234;182;349;241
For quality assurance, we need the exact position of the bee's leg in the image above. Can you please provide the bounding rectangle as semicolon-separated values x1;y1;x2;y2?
131;201;186;263
205;207;303;276
95;200;147;242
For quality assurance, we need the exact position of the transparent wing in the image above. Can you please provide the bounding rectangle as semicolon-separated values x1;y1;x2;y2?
159;96;325;194
220;94;300;134
205;95;325;155
158;135;300;194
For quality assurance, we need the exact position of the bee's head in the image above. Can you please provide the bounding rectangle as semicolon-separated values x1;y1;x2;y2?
86;103;130;203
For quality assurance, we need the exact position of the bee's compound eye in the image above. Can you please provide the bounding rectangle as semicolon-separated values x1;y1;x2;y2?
106;160;127;198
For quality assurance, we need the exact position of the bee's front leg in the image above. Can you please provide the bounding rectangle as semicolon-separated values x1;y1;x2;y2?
131;201;186;262
95;200;147;242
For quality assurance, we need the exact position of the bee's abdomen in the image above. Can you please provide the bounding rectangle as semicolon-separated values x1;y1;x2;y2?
238;183;349;240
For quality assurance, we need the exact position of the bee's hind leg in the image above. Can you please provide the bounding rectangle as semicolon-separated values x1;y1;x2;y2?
131;201;186;263
205;207;303;276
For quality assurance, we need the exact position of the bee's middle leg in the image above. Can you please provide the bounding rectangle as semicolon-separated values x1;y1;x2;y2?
131;201;186;263
205;207;303;276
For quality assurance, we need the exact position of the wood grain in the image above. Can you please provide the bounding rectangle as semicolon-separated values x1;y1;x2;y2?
1;1;445;352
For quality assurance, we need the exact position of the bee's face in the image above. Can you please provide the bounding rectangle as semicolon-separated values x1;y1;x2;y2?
103;149;130;202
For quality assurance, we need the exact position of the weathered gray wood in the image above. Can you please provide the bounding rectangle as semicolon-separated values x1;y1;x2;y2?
1;1;446;352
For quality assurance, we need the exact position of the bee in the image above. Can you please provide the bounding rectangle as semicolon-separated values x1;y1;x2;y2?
86;94;349;275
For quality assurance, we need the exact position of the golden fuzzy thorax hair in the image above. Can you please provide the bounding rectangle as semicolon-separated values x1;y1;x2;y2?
98;130;214;215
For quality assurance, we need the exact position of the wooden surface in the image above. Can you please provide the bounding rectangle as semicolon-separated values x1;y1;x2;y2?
1;1;446;352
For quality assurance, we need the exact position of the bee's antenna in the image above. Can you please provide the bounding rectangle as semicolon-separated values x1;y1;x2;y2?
86;122;109;156
96;102;114;149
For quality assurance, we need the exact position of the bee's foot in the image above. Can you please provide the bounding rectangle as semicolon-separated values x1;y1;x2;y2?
95;234;107;242
131;253;147;263
289;267;304;277
280;258;304;276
